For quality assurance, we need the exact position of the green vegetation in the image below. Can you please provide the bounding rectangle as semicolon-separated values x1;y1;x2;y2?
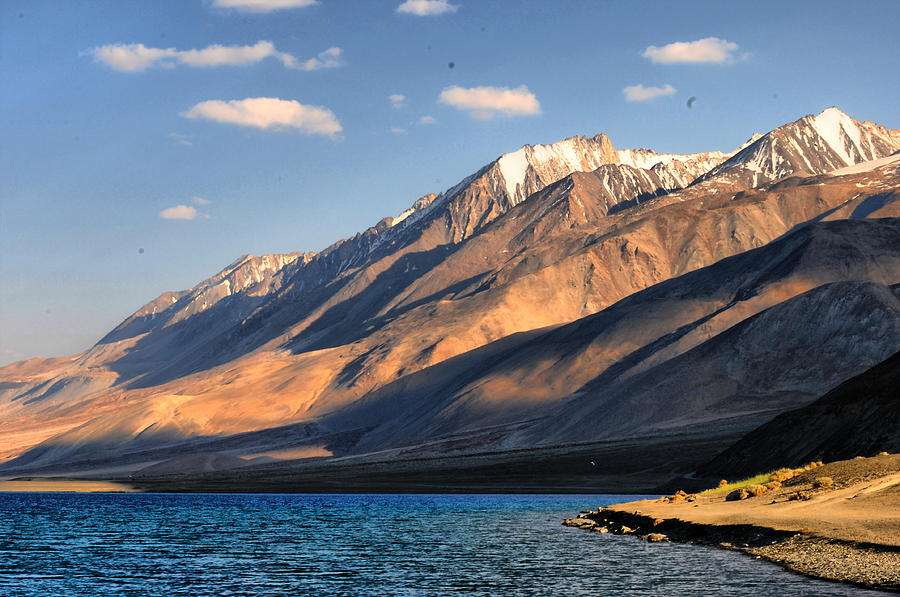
700;472;773;496
700;461;825;496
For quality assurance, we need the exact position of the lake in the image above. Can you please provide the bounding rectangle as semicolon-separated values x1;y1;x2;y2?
0;493;884;595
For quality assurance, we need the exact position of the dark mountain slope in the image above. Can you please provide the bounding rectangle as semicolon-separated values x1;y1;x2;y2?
320;218;900;455
697;351;900;478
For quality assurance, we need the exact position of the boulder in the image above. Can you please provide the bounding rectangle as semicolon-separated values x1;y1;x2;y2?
726;488;750;501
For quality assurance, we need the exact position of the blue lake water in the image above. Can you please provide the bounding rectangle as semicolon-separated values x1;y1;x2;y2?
0;493;885;596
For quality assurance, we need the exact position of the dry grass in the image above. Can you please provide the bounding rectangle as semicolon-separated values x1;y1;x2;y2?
700;472;773;496
701;461;825;496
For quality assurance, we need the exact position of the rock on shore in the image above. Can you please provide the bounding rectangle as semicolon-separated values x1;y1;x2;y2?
565;454;900;591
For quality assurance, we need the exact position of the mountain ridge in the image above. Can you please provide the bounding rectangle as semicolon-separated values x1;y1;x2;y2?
699;107;900;187
2;106;899;477
96;107;898;370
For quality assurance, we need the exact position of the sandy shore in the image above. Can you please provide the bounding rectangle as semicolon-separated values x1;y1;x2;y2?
0;479;137;493
566;454;900;591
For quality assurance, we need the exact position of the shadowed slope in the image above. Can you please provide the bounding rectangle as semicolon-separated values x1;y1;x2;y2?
318;219;900;455
2;110;899;476
2;164;898;472
697;351;900;478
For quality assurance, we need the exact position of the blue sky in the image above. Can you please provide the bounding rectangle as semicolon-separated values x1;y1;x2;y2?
1;0;899;364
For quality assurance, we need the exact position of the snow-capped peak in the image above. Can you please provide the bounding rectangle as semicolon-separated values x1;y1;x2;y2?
616;147;732;170
390;193;438;227
496;134;618;205
808;107;864;164
699;107;900;187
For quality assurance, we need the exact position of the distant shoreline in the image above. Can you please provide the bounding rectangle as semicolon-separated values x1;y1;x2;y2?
12;431;729;495
0;479;137;493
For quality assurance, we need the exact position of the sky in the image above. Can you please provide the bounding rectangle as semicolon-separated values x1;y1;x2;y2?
1;0;899;365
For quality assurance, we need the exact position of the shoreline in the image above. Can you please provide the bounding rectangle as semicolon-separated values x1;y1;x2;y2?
0;478;137;493
566;454;900;592
565;508;899;592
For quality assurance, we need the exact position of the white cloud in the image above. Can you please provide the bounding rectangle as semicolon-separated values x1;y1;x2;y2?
192;196;212;205
389;94;407;109
169;132;192;146
391;127;407;134
418;115;436;124
182;97;342;136
396;0;458;16
159;205;199;220
642;37;739;64
212;0;318;12
289;46;342;71
623;84;677;102
86;41;341;72
177;40;280;67
88;43;177;72
438;85;541;120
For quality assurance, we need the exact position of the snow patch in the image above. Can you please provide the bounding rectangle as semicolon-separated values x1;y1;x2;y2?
496;136;616;202
391;206;417;226
530;137;589;171
810;107;860;165
497;148;529;201
618;148;730;170
830;153;900;176
618;149;674;169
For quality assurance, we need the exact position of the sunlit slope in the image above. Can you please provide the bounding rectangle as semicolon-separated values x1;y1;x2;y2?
320;218;900;453
1;109;899;473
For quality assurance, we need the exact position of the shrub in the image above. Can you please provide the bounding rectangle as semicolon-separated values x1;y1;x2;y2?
769;468;798;483
747;484;768;497
701;460;825;496
812;476;833;488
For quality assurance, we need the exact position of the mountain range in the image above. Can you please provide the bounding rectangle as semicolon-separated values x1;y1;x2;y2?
2;106;898;488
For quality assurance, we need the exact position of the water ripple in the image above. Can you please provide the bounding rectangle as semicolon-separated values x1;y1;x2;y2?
0;493;885;596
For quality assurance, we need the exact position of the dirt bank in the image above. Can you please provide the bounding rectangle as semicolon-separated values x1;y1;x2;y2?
566;454;900;591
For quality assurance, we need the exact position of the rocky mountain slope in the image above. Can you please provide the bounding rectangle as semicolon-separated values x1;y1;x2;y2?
319;218;900;455
697;351;900;478
699;107;900;187
1;107;898;477
58;133;734;391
